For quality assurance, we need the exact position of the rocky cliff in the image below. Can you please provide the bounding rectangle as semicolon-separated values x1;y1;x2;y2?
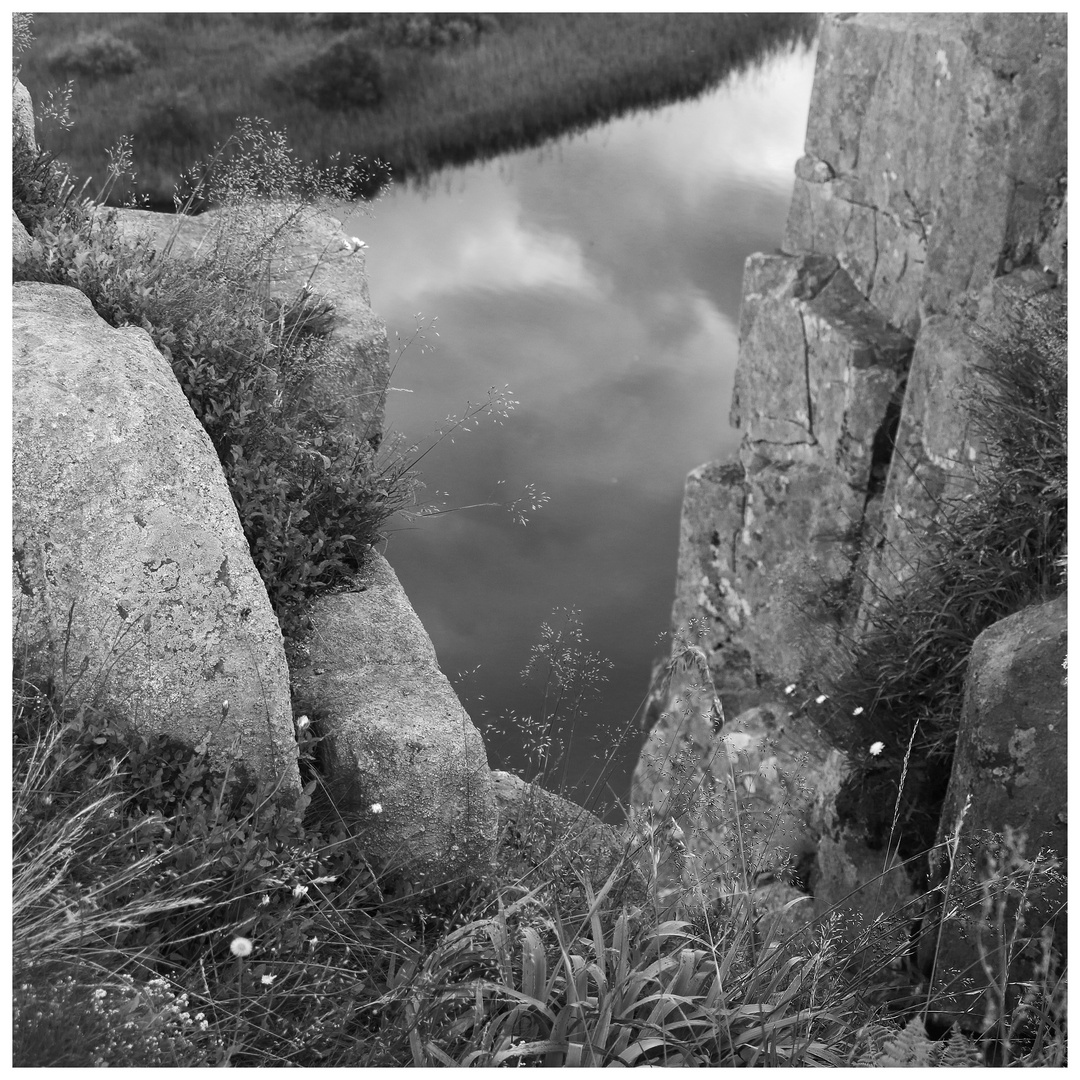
11;80;503;886
634;12;1066;972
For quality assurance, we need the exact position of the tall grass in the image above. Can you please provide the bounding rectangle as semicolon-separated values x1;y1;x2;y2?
12;630;1067;1067
20;12;818;205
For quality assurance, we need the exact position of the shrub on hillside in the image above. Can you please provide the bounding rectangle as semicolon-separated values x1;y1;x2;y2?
46;30;144;79
285;33;386;111
132;88;208;162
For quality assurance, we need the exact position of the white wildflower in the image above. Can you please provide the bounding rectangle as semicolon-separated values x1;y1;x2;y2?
296;714;310;730
259;893;270;906
345;236;367;253
869;741;884;757
370;802;383;815
230;937;253;958
292;884;309;900
784;684;797;695
261;974;277;986
815;694;828;705
852;706;864;716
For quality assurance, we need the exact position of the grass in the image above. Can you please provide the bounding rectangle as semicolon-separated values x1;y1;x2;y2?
19;12;818;205
11;632;1067;1067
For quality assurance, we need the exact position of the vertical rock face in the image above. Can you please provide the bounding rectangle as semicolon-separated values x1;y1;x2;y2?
920;594;1067;1022
670;252;912;717
637;12;1067;923
786;12;1066;335
13;282;299;797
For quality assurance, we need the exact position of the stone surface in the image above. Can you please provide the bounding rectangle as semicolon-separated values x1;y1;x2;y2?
13;282;299;796
811;827;918;960
784;13;1067;336
491;770;631;887
633;645;832;920
13;211;32;265
857;272;1063;630
670;254;912;710
13;77;35;149
919;594;1067;1023
290;553;498;885
114;203;390;445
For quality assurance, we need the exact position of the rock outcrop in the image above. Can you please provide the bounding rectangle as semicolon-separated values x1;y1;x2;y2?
13;282;300;797
491;769;632;889
637;12;1066;942
919;593;1067;1022
13;76;35;149
114;203;390;446
290;553;498;885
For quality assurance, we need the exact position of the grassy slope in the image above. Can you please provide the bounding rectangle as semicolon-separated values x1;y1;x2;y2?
21;12;817;204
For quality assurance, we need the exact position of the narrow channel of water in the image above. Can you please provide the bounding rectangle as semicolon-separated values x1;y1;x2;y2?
345;43;816;817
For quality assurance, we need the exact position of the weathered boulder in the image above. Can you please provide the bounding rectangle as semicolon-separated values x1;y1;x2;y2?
13;282;299;796
12;211;32;265
920;593;1067;1024
784;13;1067;337
290;553;498;885
491;769;633;890
113;203;390;445
632;646;831;922
13;77;35;149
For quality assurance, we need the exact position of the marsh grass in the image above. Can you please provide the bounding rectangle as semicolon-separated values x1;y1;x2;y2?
20;12;818;205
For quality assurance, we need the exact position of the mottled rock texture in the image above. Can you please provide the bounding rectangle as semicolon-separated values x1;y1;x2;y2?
13;77;35;148
290;553;497;885
919;594;1067;1023
491;770;633;891
785;12;1066;336
639;12;1067;935
114;203;390;446
13;282;299;796
13;211;32;264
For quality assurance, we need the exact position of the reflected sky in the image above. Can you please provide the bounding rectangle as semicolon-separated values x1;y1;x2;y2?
344;44;816;817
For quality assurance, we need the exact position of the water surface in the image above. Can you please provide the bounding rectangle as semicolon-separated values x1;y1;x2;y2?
345;45;816;816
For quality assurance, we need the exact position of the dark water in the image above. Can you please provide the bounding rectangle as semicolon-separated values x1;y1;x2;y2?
344;45;816;819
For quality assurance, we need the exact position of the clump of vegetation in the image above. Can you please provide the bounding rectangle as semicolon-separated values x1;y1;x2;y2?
13;116;418;635
45;29;144;79
284;31;387;111
804;294;1067;860
18;12;817;205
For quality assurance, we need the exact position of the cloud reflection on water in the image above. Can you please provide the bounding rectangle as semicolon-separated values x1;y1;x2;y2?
345;44;816;812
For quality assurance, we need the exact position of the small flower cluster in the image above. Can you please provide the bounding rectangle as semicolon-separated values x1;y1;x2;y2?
13;971;222;1067
784;683;881;757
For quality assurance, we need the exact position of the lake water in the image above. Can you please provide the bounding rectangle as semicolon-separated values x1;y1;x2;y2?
344;43;816;818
